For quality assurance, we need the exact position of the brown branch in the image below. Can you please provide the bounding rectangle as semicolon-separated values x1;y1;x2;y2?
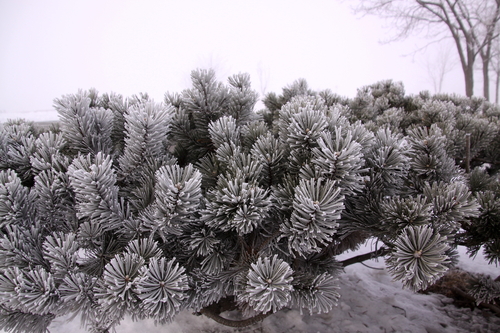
451;287;500;317
199;307;272;328
470;157;500;166
339;246;390;267
255;229;281;253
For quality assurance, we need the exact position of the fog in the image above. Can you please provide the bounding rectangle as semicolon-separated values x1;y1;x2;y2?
0;0;467;122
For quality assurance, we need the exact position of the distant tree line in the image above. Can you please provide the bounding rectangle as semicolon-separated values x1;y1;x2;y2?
353;0;500;102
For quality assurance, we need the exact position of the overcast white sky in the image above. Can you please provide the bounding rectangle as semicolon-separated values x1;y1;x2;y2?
0;0;468;122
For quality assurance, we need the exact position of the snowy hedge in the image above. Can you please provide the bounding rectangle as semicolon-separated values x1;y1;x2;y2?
0;69;499;333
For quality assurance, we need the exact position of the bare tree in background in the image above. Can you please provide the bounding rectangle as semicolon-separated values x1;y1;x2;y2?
256;61;271;98
353;0;500;100
196;52;231;81
491;33;500;102
425;43;456;93
471;0;500;100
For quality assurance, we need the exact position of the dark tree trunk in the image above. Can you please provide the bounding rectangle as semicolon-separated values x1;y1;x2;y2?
496;67;500;104
483;57;490;101
481;40;493;102
465;47;475;98
464;62;474;97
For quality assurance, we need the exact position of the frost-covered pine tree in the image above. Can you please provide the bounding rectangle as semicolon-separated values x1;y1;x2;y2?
0;70;499;333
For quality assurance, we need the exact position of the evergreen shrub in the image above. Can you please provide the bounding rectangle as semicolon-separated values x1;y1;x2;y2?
0;69;499;332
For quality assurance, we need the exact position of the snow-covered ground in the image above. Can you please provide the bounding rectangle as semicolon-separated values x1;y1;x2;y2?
2;243;499;333
0;109;59;123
